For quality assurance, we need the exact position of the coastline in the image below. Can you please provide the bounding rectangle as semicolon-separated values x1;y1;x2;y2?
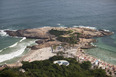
4;26;114;64
1;26;116;76
5;45;116;76
7;38;116;76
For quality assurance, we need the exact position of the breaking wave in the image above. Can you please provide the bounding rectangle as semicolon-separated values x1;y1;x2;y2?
0;30;8;37
0;37;26;52
9;42;18;48
0;38;36;63
19;37;26;42
73;25;96;30
0;47;26;63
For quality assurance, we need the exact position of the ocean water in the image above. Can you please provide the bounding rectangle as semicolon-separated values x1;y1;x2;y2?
0;0;116;64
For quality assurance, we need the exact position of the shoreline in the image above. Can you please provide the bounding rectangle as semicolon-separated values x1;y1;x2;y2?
19;42;116;76
1;26;115;76
5;45;116;76
2;27;114;64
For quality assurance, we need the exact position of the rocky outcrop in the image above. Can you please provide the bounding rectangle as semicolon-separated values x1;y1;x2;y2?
5;27;113;50
35;38;55;44
79;29;113;38
99;29;113;36
31;41;61;50
5;27;113;39
5;27;55;39
81;46;95;49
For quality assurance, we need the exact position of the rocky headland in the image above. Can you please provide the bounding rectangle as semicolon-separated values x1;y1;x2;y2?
5;27;113;50
5;27;113;39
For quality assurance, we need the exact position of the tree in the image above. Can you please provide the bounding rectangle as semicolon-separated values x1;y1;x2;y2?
0;69;19;77
92;69;107;77
49;56;64;61
80;61;91;70
0;56;109;77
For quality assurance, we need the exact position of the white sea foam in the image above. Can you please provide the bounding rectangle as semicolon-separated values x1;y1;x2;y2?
19;37;26;42
0;37;27;53
102;29;110;32
0;47;26;63
73;25;96;30
41;26;51;28
90;43;97;47
0;50;2;53
9;37;26;48
57;23;61;25
0;40;35;63
0;30;8;36
9;42;18;48
59;26;67;28
0;48;7;53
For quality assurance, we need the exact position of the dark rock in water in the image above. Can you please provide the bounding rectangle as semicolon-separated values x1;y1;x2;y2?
5;30;18;36
31;45;40;50
36;40;45;44
99;29;114;36
36;38;55;44
27;46;32;48
81;46;96;49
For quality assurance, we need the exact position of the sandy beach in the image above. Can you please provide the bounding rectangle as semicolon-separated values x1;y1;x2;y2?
6;43;116;77
6;47;56;68
22;47;56;62
4;27;115;76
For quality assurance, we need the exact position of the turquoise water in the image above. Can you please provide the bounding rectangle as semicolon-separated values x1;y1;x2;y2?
0;0;116;64
86;37;116;65
0;38;36;64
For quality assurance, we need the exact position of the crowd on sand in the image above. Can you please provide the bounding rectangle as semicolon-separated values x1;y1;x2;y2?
63;42;116;77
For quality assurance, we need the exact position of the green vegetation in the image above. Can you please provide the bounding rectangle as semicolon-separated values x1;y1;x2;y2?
49;29;72;36
49;29;80;44
57;34;79;44
80;61;92;70
0;56;111;77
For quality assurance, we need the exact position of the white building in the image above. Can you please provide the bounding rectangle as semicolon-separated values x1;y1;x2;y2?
53;60;69;66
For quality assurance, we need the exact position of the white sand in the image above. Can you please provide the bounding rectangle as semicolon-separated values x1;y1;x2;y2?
22;47;56;62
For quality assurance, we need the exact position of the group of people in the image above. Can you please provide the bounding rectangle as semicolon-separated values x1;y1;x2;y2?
76;48;116;76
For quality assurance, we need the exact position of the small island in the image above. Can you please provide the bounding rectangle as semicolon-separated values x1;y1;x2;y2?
0;27;115;77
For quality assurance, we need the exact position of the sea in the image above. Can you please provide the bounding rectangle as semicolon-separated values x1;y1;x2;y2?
0;0;116;65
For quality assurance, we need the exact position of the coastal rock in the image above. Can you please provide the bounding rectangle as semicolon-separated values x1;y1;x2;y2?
36;38;55;44
5;30;18;36
99;29;113;36
79;29;113;38
50;27;113;38
79;38;96;43
81;46;95;49
5;27;113;50
31;41;61;50
5;27;113;39
5;27;55;39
